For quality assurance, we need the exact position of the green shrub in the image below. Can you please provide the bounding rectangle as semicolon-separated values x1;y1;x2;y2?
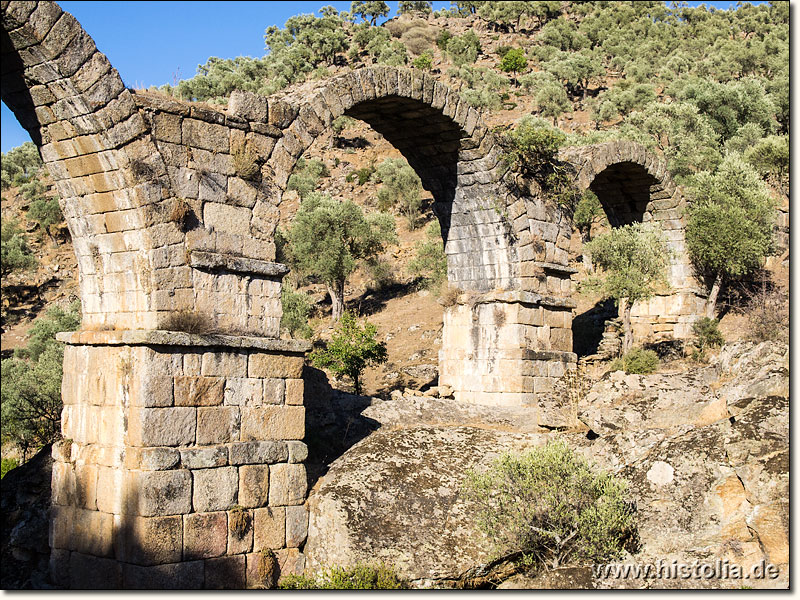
464;440;637;569
28;196;64;240
1;219;37;278
365;257;396;291
692;317;724;351
408;220;447;293
412;51;433;70
1;458;19;479
279;563;406;589
310;311;388;395
436;29;452;50
2;301;81;462
281;286;313;339
287;158;329;199
611;348;659;374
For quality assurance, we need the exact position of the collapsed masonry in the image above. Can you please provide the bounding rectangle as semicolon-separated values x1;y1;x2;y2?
1;0;704;588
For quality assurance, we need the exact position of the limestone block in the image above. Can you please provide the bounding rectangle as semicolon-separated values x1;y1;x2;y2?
123;560;204;590
253;506;286;550
182;118;229;152
49;548;71;588
225;378;264;406
227;176;258;208
197;406;241;445
128;407;196;447
238;464;270;508
74;463;98;510
285;505;308;548
152;112;182;143
95;467;123;514
287;441;308;464
52;460;77;506
550;328;573;352
203;201;250;236
126;469;192;517
202;351;247;377
180;446;228;469
72;507;114;557
117;514;183;566
205;554;246;590
240;406;305;441
229;441;289;465
268;464;307;506
263;378;285;405
228;508;254;555
69;552;122;589
49;505;74;551
248;353;304;379
184;511;228;560
284;379;304;406
193;467;239;512
174;376;224;407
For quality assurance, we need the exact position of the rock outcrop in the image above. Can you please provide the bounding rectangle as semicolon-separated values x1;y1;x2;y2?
304;341;789;588
1;445;54;589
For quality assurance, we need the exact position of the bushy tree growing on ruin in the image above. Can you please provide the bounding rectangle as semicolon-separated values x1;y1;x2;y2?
285;193;396;321
583;222;670;354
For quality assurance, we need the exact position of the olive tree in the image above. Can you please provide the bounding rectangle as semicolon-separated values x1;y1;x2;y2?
685;154;776;318
285;193;396;321
583;222;670;353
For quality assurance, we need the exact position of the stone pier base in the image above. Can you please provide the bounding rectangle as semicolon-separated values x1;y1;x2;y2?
631;290;707;342
50;330;310;589
439;291;577;411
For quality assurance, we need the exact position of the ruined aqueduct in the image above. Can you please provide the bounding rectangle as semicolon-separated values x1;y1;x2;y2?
2;1;705;588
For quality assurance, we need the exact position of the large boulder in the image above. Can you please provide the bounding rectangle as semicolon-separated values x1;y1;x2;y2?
304;341;789;588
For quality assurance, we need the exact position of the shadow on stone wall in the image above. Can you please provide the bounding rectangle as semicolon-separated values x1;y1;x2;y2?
302;366;380;489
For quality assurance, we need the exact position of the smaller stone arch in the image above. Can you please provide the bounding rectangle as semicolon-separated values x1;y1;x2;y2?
560;141;705;342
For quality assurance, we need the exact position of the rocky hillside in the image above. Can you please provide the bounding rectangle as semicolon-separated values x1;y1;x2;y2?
304;339;789;588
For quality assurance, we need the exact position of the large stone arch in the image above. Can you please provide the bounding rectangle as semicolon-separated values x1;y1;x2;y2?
2;2;588;588
560;141;705;341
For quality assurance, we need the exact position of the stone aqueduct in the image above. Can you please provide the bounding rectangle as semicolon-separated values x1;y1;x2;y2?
2;1;704;588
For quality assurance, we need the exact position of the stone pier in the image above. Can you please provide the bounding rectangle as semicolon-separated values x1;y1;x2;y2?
50;330;310;589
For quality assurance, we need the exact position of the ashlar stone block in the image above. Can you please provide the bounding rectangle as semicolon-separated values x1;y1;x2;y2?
268;463;307;506
253;506;285;550
183;511;228;560
193;466;238;512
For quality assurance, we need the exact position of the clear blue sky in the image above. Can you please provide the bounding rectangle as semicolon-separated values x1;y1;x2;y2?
0;0;771;152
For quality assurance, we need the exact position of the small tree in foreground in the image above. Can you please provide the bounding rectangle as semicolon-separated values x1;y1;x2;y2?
310;311;388;395
685;154;776;318
464;440;637;570
583;222;670;354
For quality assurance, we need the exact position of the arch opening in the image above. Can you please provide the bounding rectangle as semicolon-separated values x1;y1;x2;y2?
588;161;659;228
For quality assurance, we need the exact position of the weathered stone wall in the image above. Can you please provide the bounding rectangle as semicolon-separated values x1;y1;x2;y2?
1;1;714;588
560;142;706;341
50;331;309;589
